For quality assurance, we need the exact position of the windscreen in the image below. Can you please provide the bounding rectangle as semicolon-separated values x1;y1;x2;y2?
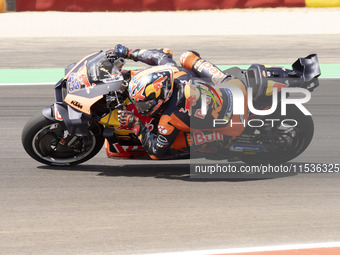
87;52;116;83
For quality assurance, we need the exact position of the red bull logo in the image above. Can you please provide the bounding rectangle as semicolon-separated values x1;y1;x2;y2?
180;95;197;116
266;80;289;96
179;80;199;116
193;131;223;145
77;62;96;94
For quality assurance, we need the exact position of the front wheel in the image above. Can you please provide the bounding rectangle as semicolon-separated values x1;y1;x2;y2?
22;112;104;166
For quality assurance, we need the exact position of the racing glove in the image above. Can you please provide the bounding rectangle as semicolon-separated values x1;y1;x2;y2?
106;44;130;61
117;110;144;136
114;44;130;58
107;44;140;61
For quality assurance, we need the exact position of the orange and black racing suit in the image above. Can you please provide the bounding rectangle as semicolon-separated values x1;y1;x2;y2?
129;49;247;159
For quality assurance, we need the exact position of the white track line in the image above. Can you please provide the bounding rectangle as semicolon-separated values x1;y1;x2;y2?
142;242;340;255
0;82;56;86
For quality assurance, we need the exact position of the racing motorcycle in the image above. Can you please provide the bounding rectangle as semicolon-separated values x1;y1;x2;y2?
21;50;321;166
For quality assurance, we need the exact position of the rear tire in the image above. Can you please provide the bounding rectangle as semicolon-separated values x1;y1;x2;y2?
241;105;314;165
22;112;104;166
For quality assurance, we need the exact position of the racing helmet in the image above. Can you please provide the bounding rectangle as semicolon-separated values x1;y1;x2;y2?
128;66;174;117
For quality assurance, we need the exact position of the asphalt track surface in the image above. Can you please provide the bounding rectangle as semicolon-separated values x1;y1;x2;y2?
1;35;340;69
0;36;340;255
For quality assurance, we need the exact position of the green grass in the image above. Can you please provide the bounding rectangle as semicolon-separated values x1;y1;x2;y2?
0;64;339;84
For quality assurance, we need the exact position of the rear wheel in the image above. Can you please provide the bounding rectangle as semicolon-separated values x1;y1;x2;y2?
241;105;314;165
22;112;104;166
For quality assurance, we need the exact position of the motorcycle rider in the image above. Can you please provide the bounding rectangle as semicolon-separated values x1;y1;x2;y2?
110;44;247;159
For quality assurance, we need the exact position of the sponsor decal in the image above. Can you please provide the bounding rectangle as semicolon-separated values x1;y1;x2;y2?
143;118;155;132
54;105;63;121
179;80;199;116
180;95;197;116
193;59;204;70
158;135;168;143
180;51;191;65
59;139;66;146
230;144;263;152
77;62;91;88
113;143;145;153
67;62;96;94
156;135;169;148
102;78;116;83
158;126;169;135
194;96;211;119
193;131;223;145
266;80;289;96
157;119;174;136
67;73;80;92
197;61;227;84
70;100;83;110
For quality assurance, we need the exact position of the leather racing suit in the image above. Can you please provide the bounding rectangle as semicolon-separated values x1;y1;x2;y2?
118;48;247;159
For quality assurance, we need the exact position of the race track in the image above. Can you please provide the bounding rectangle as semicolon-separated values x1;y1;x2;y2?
0;36;339;255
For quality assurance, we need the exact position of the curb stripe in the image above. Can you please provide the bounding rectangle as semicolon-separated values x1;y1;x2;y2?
141;242;340;255
13;0;340;11
306;0;340;7
0;0;5;13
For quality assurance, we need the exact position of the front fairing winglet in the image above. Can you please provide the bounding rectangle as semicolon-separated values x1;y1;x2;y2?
42;103;90;137
42;105;55;121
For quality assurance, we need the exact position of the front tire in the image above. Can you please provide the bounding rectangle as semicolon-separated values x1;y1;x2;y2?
22;112;104;166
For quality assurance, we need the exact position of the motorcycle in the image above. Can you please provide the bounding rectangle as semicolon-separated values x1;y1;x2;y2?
21;49;321;166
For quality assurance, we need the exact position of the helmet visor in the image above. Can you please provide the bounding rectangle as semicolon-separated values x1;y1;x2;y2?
133;100;156;115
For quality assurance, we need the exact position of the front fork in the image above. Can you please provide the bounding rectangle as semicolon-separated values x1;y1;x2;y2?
43;103;93;135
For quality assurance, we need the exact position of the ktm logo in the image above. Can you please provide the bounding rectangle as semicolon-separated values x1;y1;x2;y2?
71;100;83;109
